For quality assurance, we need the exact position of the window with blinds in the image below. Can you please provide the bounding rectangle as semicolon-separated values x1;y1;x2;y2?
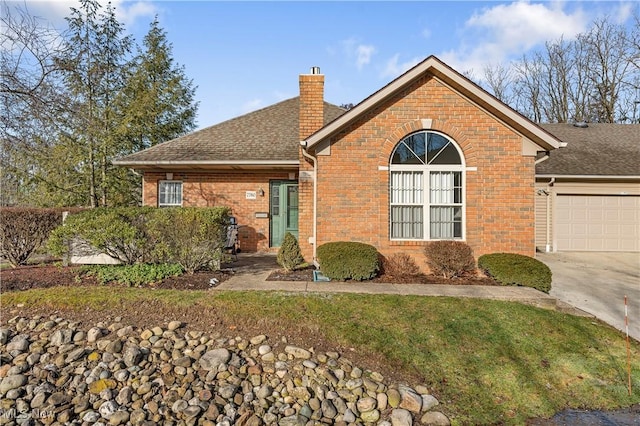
390;131;464;240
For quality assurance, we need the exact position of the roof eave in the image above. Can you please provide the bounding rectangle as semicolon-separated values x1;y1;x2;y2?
304;56;561;152
535;174;640;180
112;160;300;171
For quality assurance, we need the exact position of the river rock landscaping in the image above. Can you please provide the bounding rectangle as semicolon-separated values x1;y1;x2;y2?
0;315;450;426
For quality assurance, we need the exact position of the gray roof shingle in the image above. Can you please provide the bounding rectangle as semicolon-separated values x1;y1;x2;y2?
116;97;638;178
537;123;639;176
114;97;345;165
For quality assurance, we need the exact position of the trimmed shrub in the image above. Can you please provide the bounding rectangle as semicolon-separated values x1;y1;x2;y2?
147;207;231;274
0;208;64;267
316;241;379;281
277;232;304;271
478;253;552;293
48;207;155;265
48;206;231;273
382;253;421;278
424;240;476;278
82;263;184;287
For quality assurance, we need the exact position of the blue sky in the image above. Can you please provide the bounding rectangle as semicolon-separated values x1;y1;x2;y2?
20;1;638;129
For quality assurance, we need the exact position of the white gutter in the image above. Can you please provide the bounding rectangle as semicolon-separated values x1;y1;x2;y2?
536;174;640;180
299;141;319;265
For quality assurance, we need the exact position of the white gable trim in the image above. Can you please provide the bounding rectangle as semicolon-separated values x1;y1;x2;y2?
303;56;561;153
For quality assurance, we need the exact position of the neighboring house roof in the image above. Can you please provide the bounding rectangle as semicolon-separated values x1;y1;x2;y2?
303;55;562;152
537;123;640;177
114;97;345;170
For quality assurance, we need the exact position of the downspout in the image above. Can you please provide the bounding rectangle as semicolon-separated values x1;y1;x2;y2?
545;177;555;252
300;141;318;265
534;151;553;252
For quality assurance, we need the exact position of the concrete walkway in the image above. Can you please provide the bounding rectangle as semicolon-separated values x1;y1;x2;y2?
216;253;558;311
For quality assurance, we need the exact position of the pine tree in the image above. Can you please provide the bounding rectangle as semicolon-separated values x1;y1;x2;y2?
57;0;132;207
277;232;304;272
118;17;198;152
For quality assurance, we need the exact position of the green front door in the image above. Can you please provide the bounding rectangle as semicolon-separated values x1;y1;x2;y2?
270;181;299;247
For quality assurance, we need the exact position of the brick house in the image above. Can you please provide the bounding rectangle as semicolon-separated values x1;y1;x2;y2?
115;55;566;266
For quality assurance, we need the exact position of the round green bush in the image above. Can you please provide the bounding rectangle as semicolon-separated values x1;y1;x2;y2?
478;253;552;293
316;241;379;281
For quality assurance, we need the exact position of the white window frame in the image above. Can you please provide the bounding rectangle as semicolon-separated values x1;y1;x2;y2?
158;180;183;207
389;131;465;241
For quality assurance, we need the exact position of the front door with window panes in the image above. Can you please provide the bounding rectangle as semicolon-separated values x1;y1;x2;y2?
270;181;299;247
390;131;464;240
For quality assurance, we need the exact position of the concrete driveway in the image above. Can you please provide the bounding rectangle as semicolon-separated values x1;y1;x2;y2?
537;252;640;341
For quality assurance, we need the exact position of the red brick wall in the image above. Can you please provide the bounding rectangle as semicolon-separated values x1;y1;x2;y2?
143;171;293;252
304;73;537;269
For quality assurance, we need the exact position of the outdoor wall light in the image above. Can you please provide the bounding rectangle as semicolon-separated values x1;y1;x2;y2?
258;188;265;197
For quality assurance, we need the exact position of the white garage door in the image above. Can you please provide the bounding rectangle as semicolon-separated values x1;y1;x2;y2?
555;195;640;251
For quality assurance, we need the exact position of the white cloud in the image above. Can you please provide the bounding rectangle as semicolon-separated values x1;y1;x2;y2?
441;1;590;74
112;1;157;28
356;44;376;70
381;54;422;79
341;37;377;70
20;0;157;31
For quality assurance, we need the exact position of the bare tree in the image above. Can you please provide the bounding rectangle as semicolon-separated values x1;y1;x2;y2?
0;2;70;205
482;62;515;105
582;17;635;122
512;54;544;122
508;14;639;123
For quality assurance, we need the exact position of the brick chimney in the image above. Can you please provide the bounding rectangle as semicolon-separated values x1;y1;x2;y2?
299;66;324;141
298;67;324;263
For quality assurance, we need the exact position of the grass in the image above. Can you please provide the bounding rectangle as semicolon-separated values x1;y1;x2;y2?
2;287;639;425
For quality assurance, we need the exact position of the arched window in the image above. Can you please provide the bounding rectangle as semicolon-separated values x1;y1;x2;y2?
389;131;464;240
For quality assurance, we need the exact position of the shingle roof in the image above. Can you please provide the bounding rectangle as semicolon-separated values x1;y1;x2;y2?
537;123;640;176
114;97;345;167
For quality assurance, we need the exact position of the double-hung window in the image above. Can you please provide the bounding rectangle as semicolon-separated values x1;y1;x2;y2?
158;180;183;207
390;131;464;240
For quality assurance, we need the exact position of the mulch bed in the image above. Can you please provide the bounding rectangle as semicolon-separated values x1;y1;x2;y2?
1;262;499;293
266;266;499;285
0;264;233;292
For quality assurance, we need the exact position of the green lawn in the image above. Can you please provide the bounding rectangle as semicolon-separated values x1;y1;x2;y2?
3;287;639;425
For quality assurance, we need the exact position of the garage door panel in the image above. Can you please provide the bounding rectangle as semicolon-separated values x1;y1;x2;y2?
604;210;619;221
555;195;640;251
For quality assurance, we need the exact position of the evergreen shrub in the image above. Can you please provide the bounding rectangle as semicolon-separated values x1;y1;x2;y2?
48;206;231;273
478;253;552;293
316;241;379;281
147;207;231;274
277;232;304;271
48;207;155;265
